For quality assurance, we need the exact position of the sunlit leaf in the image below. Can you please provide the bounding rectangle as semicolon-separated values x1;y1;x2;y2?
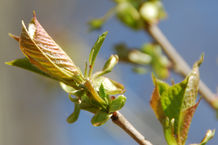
91;111;110;126
84;79;105;104
89;31;108;75
150;56;203;145
11;13;84;88
93;76;125;95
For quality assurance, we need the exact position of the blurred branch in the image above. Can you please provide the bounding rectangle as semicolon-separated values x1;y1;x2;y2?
146;24;218;110
111;111;153;145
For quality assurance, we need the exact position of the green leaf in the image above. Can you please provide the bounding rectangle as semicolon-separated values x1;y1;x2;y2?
88;32;108;76
67;103;80;124
99;84;110;104
93;76;125;95
109;95;126;113
91;111;110;126
84;79;105;104
150;56;203;145
5;58;54;79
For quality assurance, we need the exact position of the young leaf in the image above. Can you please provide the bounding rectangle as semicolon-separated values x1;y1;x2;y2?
13;13;84;87
91;111;110;126
5;57;54;80
84;79;105;104
88;32;108;76
67;103;80;124
109;95;126;113
93;76;125;95
150;56;203;145
99;84;110;104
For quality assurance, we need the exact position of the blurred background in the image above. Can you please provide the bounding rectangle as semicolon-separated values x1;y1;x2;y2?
0;0;217;145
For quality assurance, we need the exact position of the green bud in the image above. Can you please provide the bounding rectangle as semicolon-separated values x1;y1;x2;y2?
103;55;119;73
140;2;159;24
116;2;143;30
128;50;151;65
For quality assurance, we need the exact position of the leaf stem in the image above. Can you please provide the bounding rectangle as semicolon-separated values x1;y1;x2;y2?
111;111;153;145
146;24;218;110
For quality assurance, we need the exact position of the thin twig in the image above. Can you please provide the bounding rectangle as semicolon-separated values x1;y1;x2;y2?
146;24;218;109
111;111;153;145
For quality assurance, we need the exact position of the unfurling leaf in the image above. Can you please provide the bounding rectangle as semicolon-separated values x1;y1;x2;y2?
150;56;203;145
93;76;125;95
67;103;80;123
109;95;126;113
91;111;110;126
9;13;84;88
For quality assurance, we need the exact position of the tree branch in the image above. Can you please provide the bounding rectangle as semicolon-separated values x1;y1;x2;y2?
146;24;218;110
111;111;153;145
